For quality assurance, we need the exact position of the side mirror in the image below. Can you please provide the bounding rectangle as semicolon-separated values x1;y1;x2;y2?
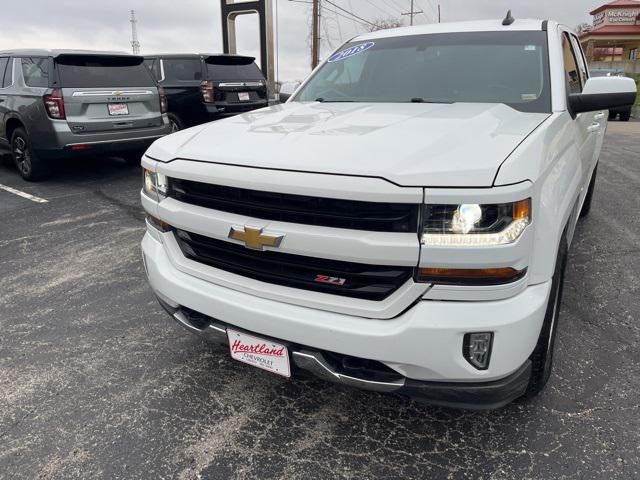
278;92;293;102
568;76;637;116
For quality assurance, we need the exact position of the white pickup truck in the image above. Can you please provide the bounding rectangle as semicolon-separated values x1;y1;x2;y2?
140;17;637;409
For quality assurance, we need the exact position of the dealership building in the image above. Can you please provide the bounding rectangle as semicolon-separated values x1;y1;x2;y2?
579;0;640;72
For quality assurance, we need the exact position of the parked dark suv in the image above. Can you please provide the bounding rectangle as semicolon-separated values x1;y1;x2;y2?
0;49;170;180
143;54;268;131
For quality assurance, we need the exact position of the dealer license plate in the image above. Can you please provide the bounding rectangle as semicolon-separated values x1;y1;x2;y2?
108;103;129;116
238;92;250;101
227;329;291;378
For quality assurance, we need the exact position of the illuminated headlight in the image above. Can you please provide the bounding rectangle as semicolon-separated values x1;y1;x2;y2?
142;168;169;201
422;199;531;247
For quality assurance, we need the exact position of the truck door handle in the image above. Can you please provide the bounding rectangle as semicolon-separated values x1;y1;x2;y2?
587;123;600;133
594;112;606;120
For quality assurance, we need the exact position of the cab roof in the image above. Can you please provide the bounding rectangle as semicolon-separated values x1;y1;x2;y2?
353;19;551;41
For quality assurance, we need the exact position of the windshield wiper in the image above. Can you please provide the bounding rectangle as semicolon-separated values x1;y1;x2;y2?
410;98;454;104
315;98;355;103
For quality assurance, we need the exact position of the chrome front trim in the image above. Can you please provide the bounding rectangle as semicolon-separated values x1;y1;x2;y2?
162;299;406;394
291;351;405;393
173;311;228;343
71;90;154;96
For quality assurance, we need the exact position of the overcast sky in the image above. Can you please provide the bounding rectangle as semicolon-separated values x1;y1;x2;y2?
0;0;604;81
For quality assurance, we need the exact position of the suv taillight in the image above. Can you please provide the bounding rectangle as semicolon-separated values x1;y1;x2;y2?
44;88;65;119
200;80;215;103
158;86;168;113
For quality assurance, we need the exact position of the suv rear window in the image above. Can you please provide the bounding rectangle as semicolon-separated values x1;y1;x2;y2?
55;55;155;88
163;58;203;82
205;56;263;81
21;57;50;87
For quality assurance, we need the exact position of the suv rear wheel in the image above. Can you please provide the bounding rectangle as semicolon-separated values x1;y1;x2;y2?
168;113;183;132
619;108;631;122
121;150;145;166
11;128;49;181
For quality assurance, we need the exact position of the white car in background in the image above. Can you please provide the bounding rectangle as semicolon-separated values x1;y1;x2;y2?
140;15;636;409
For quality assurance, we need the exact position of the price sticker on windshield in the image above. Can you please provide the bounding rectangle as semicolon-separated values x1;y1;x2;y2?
328;42;375;63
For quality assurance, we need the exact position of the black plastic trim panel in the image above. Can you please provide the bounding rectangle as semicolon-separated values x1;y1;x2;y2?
173;228;414;301
168;178;420;233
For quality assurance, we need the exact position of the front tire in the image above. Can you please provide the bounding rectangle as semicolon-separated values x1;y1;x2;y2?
579;165;597;218
11;128;49;181
524;240;567;398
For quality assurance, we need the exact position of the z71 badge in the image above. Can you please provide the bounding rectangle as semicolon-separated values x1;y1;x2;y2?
314;275;346;286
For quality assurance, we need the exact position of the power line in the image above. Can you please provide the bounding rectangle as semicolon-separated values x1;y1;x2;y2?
324;0;378;28
324;6;370;29
364;0;398;18
385;0;407;12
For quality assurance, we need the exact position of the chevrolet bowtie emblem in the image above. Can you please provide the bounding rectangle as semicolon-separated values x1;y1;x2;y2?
228;226;284;251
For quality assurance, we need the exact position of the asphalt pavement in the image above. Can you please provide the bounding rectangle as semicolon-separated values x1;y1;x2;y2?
0;121;639;479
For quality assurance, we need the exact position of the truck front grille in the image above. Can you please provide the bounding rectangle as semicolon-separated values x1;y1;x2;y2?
174;229;413;301
168;178;420;233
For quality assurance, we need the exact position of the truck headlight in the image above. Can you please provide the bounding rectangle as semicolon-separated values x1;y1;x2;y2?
422;199;531;247
142;168;169;201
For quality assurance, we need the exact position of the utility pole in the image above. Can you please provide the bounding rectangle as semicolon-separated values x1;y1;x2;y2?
130;10;140;55
401;0;423;26
311;0;320;69
438;4;441;23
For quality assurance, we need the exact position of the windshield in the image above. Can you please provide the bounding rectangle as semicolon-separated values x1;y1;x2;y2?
205;57;264;81
295;31;551;113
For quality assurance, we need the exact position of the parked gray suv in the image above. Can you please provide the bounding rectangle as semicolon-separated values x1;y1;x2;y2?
0;49;171;180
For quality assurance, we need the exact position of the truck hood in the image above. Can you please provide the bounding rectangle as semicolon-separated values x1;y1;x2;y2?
148;102;549;187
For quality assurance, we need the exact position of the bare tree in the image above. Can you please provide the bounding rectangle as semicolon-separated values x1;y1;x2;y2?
367;18;404;32
576;22;592;34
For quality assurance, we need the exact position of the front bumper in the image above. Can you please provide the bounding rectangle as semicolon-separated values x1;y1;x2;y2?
157;297;532;410
143;232;550;408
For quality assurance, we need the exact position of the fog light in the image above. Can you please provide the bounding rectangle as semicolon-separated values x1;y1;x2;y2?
463;332;493;370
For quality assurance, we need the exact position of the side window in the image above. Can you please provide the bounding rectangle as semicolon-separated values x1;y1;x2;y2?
0;57;9;88
162;59;202;83
21;57;50;87
562;33;582;94
569;34;588;84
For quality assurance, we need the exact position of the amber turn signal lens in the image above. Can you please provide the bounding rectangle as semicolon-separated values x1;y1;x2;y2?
512;198;531;220
417;267;526;285
146;214;172;233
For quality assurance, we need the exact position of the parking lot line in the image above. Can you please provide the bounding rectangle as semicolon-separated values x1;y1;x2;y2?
0;183;49;203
